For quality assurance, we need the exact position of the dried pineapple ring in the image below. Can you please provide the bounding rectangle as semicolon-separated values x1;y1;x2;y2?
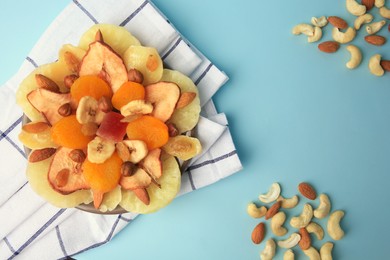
98;186;122;212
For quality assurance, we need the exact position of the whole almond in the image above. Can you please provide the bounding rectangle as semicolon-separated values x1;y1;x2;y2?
380;60;390;71
251;222;265;244
22;122;50;133
176;92;197;109
69;149;86;163
365;35;386;46
58;103;72;117
35;74;60;93
318;41;340;53
265;201;282;220
55;169;70;188
116;142;132;162
298;182;317;200
28;148;57;163
299;227;311;250
328;16;348;29
63;51;80;74
362;0;375;10
133;188;150;205
64;74;78;89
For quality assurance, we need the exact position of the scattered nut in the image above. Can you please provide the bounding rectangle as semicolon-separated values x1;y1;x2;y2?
379;6;390;19
283;249;295;260
366;20;386;34
277;233;301;248
320;242;334;260
318;41;340;53
265;201;282;220
306;221;325;240
277;195;299;209
380;60;390;71
346;45;362;69
332;27;356;44
259;182;281;203
247;203;267;218
327;210;345;240
35;74;60;93
292;24;315;36
260;239;276;260
251;222;266;244
314;193;331;219
299;227;311;250
28;148;57;163
328;16;348;29
362;0;375;10
64;74;78;89
308;26;322;43
303;246;321;260
290;203;313;228
375;0;385;8
55;169;70;188
298;182;317;200
346;0;367;16
68;149;86;163
271;211;288;236
365;35;386;46
354;13;373;30
369;54;384;76
311;16;328;27
58;103;72;117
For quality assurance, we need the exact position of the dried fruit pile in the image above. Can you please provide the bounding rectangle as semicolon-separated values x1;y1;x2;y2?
247;182;345;259
16;24;202;214
292;0;390;76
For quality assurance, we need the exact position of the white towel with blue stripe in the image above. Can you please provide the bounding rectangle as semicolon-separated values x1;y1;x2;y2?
0;0;242;259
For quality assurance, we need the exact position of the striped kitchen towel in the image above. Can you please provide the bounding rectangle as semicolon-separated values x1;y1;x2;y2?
0;0;242;259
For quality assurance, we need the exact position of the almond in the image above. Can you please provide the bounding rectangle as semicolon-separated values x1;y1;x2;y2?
380;60;390;71
69;149;86;163
318;41;340;53
58;103;72;117
298;182;317;200
299;227;311;250
22;121;50;133
35;74;60;93
28;148;57;163
64;74;78;89
362;0;375;10
55;169;70;188
251;222;265;244
265;201;282;220
328;16;348;29
133;188;150;205
176;92;197;109
63;51;80;74
365;35;386;46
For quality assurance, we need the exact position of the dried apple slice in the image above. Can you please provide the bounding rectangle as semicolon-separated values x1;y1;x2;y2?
120;152;180;214
79;41;128;93
78;24;141;57
139;148;162;179
160;69;201;133
27;156;92;208
123;45;163;85
120;168;152;190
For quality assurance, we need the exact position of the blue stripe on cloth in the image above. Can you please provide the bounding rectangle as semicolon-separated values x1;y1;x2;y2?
0;133;26;158
61;215;122;259
72;0;98;24
194;62;213;85
161;37;182;60
0;116;22;142
26;56;38;68
119;0;149;26
119;215;132;222
9;208;67;259
187;150;238;171
4;237;16;253
56;226;68;257
187;170;196;190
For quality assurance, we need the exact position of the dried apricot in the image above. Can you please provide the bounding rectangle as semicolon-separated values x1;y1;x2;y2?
51;115;94;149
70;75;112;104
126;115;169;150
111;81;145;110
82;152;123;193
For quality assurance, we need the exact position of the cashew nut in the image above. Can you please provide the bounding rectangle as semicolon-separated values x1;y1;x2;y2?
290;203;313;228
346;0;367;16
369;54;384;77
260;239;276;260
375;0;385;8
278;233;301;248
311;16;328;27
332;27;356;44
303;246;321;260
366;20;386;34
292;24;315;36
327;210;345;240
308;26;322;43
379;6;390;19
306;222;324;240
277;195;299;209
247;203;267;218
346;45;362;70
259;182;281;203
314;193;331;218
283;249;295;260
271;211;288;236
320;242;334;260
354;13;373;30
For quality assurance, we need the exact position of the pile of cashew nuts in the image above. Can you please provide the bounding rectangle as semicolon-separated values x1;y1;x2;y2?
292;0;390;76
247;182;345;260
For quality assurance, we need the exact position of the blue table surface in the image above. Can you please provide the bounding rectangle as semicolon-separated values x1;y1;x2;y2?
1;0;389;259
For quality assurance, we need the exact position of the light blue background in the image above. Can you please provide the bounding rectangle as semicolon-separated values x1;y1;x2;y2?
1;0;389;259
